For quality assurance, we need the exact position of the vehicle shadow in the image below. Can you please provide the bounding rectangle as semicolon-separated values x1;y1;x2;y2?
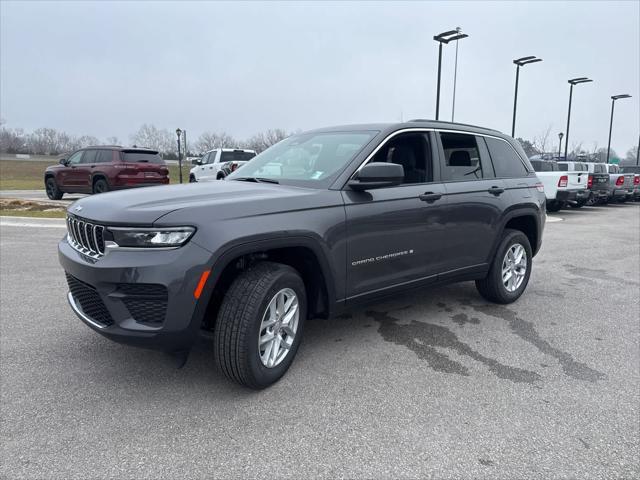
64;277;605;397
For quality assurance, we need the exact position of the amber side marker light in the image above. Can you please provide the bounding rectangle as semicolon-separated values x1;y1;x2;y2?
194;270;211;299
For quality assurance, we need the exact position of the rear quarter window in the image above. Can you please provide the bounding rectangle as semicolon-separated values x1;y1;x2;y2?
485;137;529;177
122;151;164;164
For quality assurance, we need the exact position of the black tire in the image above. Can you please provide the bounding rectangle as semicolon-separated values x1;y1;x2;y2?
546;201;562;213
45;177;63;200
189;174;197;183
475;229;533;304
217;173;226;180
92;178;109;194
214;261;307;389
585;194;596;207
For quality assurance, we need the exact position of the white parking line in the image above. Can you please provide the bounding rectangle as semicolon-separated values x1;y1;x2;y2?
0;216;67;228
546;215;563;223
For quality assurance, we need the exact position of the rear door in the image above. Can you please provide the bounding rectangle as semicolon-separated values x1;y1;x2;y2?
343;130;448;300
435;132;512;275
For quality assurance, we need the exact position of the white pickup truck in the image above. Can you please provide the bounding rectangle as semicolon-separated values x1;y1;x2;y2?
189;148;256;182
530;159;589;212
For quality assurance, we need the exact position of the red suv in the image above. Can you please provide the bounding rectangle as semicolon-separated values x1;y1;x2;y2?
44;146;169;200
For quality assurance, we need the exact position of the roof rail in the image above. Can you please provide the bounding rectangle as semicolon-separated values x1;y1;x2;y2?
407;119;502;133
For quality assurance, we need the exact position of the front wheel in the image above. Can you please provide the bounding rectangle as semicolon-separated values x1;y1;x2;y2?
475;229;533;304
189;174;196;183
45;177;63;200
214;262;307;389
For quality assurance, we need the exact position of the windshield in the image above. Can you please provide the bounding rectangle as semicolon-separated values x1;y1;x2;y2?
228;131;377;187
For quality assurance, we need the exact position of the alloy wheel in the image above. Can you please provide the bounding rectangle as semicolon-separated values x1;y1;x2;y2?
502;243;527;292
258;288;299;368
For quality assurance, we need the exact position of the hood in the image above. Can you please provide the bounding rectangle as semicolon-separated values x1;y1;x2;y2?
67;180;329;225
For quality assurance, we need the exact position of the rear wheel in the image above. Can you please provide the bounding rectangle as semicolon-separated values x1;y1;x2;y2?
546;200;562;213
214;262;307;389
92;178;109;194
45;177;63;200
585;193;596;206
476;229;532;304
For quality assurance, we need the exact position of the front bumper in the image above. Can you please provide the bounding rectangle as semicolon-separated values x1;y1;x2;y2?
59;236;213;351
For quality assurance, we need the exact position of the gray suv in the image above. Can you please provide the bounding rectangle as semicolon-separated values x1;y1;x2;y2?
59;120;546;388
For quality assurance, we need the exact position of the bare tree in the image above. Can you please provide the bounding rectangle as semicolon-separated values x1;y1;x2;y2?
195;131;237;153
244;128;289;153
0;127;26;153
532;125;552;154
131;124;174;154
105;136;120;146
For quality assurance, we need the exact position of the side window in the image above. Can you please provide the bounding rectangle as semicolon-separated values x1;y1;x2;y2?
485;137;529;178
210;151;219;163
557;163;568;171
82;149;97;164
438;132;484;181
97;150;113;163
67;151;84;165
370;132;432;184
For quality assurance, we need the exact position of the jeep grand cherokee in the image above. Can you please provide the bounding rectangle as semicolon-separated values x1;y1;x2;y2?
59;120;545;388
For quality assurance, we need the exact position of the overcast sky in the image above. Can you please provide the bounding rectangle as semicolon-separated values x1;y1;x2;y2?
1;1;638;156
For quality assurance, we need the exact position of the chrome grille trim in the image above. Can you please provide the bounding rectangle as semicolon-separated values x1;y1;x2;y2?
66;215;106;259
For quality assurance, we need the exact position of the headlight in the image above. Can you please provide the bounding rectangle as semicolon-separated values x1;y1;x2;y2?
108;227;195;248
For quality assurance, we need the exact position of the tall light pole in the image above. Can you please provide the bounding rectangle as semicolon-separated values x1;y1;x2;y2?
606;94;632;164
176;128;183;184
511;56;542;138
433;29;468;121
558;132;564;160
564;77;593;160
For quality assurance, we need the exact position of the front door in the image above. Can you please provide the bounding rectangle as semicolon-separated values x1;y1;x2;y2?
61;150;86;188
343;131;448;301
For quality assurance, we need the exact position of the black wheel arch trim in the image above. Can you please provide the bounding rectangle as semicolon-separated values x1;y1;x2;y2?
490;205;543;261
191;233;340;328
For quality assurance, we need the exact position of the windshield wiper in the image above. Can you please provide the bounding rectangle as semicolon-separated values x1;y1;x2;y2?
232;177;280;184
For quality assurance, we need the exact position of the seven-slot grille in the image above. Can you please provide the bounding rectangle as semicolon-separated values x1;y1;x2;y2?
66;215;105;258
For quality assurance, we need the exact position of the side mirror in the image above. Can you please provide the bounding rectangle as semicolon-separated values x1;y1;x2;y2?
348;162;404;191
192;159;202;166
59;158;67;165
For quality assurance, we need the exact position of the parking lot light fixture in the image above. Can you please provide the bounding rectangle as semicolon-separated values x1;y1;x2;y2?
433;29;468;121
511;56;542;137
564;77;593;160
606;94;632;164
176;128;183;184
558;132;564;160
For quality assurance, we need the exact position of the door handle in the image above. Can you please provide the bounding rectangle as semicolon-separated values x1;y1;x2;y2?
488;186;505;196
419;192;442;203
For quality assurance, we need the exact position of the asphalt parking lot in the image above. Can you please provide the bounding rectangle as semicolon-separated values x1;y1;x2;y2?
1;204;639;479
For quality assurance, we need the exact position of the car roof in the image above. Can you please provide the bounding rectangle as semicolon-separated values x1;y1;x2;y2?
205;148;256;153
79;145;159;153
